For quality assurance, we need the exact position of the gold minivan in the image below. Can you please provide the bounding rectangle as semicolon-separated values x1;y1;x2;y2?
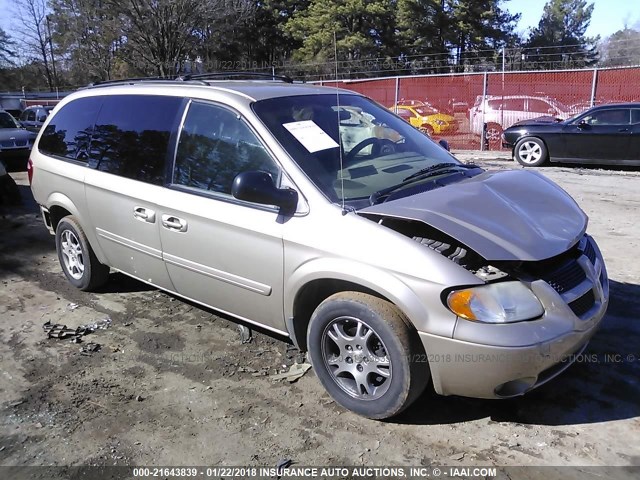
30;77;608;419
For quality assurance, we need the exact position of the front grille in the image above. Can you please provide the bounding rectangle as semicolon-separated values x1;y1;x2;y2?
541;259;586;294
1;140;14;147
569;289;595;317
14;140;27;147
582;238;597;265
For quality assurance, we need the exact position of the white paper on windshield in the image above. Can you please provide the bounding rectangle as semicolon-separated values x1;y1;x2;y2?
283;120;339;153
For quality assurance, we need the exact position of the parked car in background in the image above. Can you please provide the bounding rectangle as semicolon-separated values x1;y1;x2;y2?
391;103;458;135
0;109;37;171
469;95;575;146
19;105;51;132
502;102;640;167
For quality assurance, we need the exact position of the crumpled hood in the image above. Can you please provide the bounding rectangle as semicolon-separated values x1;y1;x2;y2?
359;169;587;261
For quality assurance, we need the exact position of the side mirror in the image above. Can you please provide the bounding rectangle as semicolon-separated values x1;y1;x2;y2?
232;171;298;214
438;139;450;151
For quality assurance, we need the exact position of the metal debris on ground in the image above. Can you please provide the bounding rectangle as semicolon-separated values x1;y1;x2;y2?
80;342;101;356
237;324;252;344
66;303;79;311
270;362;312;383
83;317;112;331
43;316;112;343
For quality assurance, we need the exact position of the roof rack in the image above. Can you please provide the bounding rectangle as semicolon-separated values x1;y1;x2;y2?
177;72;294;83
85;72;293;89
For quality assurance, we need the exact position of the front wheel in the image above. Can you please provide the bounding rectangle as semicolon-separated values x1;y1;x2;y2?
307;292;430;419
514;137;548;167
55;216;110;291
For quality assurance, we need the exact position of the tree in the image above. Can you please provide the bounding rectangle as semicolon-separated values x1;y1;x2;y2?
600;27;640;67
50;0;123;84
395;0;451;73
447;0;520;71
14;0;58;90
106;0;212;77
0;28;16;66
285;0;398;78
523;0;599;69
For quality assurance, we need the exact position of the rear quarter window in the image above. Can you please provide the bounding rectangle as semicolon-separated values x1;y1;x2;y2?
88;95;184;185
38;97;102;162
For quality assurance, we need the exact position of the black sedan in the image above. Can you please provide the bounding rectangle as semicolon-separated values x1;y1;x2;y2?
502;103;640;167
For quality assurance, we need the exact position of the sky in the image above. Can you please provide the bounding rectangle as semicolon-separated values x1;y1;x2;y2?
506;0;640;38
1;0;639;42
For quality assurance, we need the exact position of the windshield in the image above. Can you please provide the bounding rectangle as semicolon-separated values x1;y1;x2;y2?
253;94;459;204
0;112;19;129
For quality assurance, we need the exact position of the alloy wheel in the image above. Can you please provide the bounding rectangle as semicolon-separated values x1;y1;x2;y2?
321;316;391;400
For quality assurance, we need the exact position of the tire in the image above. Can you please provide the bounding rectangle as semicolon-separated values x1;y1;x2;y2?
0;174;21;205
307;292;430;419
55;216;110;291
420;124;435;136
514;137;548;167
485;123;503;149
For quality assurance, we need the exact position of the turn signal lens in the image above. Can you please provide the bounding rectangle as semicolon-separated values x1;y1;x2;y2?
446;282;544;324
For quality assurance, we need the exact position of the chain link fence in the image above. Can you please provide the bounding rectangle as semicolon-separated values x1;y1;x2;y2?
319;65;640;150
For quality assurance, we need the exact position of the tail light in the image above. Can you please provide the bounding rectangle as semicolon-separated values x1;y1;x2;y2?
27;158;33;185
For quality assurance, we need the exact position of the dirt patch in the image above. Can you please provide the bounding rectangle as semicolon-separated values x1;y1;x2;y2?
1;167;640;468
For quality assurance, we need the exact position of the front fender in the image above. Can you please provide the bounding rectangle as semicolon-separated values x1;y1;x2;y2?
285;257;460;338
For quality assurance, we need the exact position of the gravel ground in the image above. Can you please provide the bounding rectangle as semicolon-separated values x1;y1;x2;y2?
1;155;639;477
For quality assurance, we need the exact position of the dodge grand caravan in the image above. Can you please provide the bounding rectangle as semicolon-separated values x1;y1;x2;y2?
30;76;609;419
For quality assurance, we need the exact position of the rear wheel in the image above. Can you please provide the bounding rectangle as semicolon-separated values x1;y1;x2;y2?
514;137;548;167
307;292;429;419
55;216;110;291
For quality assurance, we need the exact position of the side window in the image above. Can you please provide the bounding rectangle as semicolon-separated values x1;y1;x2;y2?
582;109;630;126
27;110;36;121
19;110;28;121
528;99;554;114
38;97;103;162
632;109;640;124
88;95;183;185
501;98;525;111
173;102;280;197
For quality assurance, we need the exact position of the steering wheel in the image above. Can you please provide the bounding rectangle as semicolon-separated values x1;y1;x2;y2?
345;138;397;162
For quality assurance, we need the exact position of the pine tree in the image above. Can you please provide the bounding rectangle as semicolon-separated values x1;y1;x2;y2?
524;0;599;69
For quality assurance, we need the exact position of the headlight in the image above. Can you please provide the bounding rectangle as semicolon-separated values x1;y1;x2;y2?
446;281;544;323
435;120;446;125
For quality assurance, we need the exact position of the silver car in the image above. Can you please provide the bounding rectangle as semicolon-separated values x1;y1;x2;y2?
29;78;609;419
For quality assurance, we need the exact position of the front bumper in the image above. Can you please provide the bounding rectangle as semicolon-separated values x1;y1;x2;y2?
419;316;603;398
420;235;609;399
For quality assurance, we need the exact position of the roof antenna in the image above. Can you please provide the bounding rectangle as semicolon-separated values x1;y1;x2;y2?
334;31;347;215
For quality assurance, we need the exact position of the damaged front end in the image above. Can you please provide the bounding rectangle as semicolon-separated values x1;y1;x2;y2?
357;168;609;398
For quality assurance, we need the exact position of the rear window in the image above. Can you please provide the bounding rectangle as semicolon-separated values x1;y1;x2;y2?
88;95;183;185
38;97;102;162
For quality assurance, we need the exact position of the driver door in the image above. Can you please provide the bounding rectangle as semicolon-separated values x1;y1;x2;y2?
566;108;632;162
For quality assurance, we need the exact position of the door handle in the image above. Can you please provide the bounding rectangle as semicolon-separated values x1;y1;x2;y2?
161;214;188;232
133;206;156;223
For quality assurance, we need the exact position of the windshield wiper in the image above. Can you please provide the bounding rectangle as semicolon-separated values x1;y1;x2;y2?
402;162;466;182
369;162;480;206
